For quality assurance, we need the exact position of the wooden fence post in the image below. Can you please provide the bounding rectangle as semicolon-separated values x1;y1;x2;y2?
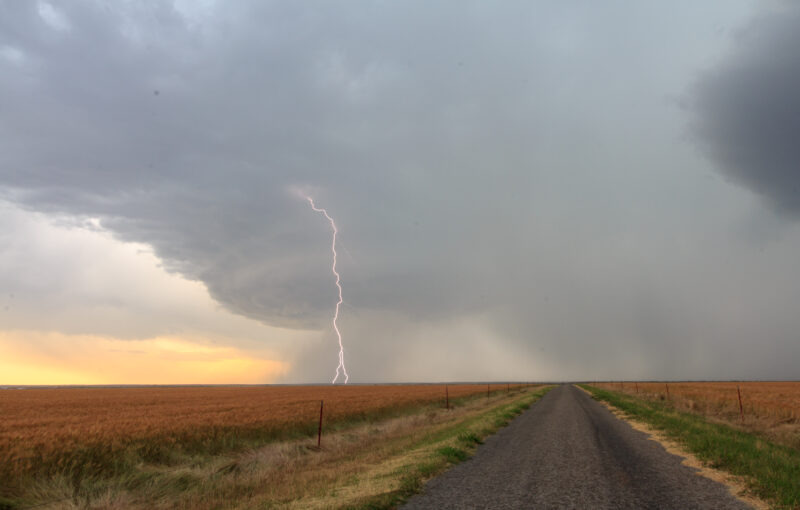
665;383;670;401
446;384;449;410
487;383;490;399
737;385;744;423
635;382;639;394
317;400;324;448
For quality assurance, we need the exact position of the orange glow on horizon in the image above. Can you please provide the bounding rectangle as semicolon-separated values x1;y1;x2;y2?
0;330;290;385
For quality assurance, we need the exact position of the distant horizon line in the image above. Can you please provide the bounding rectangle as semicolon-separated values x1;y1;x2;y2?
2;379;799;389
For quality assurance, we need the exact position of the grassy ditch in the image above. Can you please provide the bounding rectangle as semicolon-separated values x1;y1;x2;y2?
3;385;550;510
581;384;800;510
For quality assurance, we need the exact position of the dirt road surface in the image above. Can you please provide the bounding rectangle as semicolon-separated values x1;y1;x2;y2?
402;384;752;510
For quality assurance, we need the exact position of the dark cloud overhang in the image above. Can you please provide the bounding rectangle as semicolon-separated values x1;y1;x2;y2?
689;5;800;217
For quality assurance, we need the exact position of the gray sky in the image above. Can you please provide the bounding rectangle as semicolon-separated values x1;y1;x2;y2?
1;0;798;383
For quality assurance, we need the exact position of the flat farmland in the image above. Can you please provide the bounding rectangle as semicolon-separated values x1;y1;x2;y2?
593;381;800;447
0;383;519;484
0;383;540;509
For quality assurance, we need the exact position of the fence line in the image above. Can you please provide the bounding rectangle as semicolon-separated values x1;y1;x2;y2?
8;383;535;509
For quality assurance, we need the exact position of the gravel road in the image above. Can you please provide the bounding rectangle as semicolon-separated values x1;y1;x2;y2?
401;384;753;510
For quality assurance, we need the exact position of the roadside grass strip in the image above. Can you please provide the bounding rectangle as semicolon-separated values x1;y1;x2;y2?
581;385;800;510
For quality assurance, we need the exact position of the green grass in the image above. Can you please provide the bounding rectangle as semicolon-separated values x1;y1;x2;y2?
457;432;483;446
436;446;470;463
581;384;800;510
352;385;553;510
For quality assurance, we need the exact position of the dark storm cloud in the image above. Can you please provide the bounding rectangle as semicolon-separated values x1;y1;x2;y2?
690;4;800;217
0;0;560;328
2;1;800;382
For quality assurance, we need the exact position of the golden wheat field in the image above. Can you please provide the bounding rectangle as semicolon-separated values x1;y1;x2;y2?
593;381;800;447
595;381;800;419
0;383;520;482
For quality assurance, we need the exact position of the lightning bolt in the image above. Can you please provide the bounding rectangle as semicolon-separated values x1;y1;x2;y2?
307;197;349;384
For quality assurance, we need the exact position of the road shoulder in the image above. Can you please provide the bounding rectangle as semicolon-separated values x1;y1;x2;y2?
575;385;768;510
